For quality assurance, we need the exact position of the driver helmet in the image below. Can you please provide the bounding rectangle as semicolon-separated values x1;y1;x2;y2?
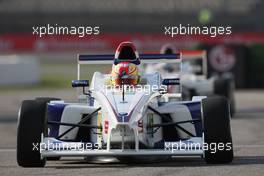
111;62;140;86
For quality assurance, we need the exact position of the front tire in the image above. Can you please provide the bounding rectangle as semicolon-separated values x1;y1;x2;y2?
17;100;48;167
202;97;233;164
35;97;61;161
35;97;60;102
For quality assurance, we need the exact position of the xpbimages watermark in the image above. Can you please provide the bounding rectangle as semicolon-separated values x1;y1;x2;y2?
100;84;167;95
33;141;100;152
32;24;100;37
165;141;232;154
164;24;232;38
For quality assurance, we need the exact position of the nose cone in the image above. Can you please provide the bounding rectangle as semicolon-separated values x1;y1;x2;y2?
117;112;129;123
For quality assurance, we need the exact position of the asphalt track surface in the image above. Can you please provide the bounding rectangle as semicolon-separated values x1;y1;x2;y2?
0;90;264;176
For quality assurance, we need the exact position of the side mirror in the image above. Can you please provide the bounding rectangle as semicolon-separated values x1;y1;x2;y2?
72;80;90;96
162;78;180;85
71;80;89;88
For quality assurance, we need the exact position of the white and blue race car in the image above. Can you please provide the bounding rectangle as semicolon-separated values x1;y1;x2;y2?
17;42;233;167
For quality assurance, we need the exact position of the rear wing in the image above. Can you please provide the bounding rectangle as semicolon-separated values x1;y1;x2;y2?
181;50;207;77
78;53;181;64
77;53;182;79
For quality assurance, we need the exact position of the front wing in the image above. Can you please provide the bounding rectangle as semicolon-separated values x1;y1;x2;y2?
40;135;204;158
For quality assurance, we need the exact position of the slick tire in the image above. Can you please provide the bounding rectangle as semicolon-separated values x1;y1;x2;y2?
35;97;61;161
202;96;233;164
214;78;236;117
17;100;48;167
35;97;60;102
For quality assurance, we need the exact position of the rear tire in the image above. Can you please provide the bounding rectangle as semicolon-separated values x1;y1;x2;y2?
214;77;236;117
202;97;233;164
17;100;47;167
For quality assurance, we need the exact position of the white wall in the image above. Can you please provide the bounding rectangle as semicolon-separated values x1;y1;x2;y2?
0;55;40;86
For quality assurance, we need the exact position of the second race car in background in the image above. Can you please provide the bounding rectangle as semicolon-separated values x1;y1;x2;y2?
145;45;236;116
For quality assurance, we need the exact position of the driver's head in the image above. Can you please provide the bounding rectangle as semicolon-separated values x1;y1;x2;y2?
114;41;140;65
111;62;140;86
160;44;177;54
160;44;177;73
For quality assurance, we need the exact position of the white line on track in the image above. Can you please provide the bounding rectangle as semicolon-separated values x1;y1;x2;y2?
0;149;16;152
234;145;264;148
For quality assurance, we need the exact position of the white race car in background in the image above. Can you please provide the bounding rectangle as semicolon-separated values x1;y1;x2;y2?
145;48;236;116
17;42;233;167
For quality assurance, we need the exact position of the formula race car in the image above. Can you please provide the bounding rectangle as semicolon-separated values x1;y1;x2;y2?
17;42;233;167
145;46;236;116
